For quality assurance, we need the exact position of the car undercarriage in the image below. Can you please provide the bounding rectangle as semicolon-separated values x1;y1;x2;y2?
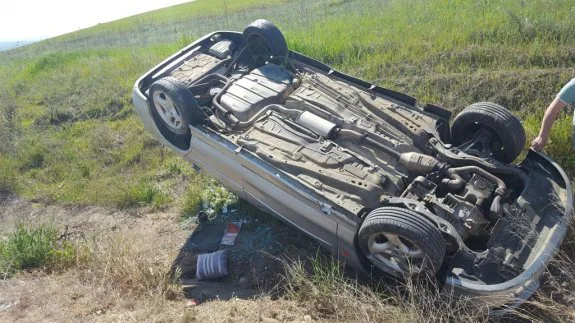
133;20;572;309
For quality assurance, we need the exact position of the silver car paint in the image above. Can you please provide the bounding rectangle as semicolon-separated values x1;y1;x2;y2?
132;30;573;310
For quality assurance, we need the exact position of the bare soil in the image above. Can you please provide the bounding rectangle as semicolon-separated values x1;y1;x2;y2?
0;196;318;322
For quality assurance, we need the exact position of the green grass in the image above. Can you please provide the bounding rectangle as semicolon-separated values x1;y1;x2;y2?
0;224;82;275
180;176;239;218
1;0;575;209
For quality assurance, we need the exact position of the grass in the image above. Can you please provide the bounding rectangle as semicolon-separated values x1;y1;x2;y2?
0;224;83;276
282;254;490;322
75;234;181;300
0;220;182;295
1;0;575;320
518;246;575;322
0;221;184;321
80;0;286;35
282;245;575;322
2;0;575;209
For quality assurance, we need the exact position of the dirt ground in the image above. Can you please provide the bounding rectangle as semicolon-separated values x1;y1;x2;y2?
0;196;319;322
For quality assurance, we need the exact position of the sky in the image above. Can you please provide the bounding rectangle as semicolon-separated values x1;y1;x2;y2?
0;0;192;41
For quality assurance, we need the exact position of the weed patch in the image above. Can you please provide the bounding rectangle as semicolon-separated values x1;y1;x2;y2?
180;177;238;218
0;157;19;195
76;234;181;299
0;224;84;276
180;179;205;218
117;183;171;210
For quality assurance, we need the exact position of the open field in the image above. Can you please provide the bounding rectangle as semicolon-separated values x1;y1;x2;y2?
1;0;575;321
2;0;575;207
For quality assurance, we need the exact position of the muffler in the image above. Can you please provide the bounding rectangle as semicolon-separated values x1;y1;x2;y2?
295;111;337;139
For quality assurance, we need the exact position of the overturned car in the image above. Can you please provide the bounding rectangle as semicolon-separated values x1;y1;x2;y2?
132;20;572;309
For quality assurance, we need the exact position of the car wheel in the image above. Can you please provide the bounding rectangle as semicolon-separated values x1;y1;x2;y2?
149;77;202;135
242;19;288;58
451;102;526;163
358;207;445;276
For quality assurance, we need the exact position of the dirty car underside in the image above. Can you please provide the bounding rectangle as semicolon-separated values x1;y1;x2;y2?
133;20;573;309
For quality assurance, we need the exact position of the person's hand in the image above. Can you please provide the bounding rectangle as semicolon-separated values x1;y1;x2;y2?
530;135;547;151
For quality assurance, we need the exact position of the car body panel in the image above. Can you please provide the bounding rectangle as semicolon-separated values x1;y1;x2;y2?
132;29;573;310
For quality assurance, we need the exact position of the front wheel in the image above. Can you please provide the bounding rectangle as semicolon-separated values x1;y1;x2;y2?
358;207;445;276
451;102;526;164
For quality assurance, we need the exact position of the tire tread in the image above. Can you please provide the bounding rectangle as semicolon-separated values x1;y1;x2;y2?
451;102;525;163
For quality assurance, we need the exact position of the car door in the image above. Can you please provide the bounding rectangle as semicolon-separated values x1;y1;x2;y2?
238;152;339;252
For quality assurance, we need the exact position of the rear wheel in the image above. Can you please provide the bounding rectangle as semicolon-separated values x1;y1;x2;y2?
242;19;288;58
358;207;445;276
451;102;525;163
149;77;202;136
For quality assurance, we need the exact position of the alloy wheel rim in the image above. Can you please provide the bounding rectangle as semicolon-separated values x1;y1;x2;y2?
367;232;427;274
153;91;183;131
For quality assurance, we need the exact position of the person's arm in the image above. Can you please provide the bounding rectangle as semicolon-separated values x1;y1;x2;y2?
531;79;575;151
530;97;567;150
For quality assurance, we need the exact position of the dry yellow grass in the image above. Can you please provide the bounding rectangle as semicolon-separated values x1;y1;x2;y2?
280;222;575;322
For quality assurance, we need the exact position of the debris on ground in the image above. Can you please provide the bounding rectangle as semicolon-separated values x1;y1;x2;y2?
196;249;228;280
172;202;320;304
186;299;199;307
0;301;16;312
221;221;242;246
197;211;209;223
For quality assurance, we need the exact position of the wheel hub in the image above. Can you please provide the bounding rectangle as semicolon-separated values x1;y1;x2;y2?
367;232;427;274
458;126;503;160
153;91;183;131
247;34;272;58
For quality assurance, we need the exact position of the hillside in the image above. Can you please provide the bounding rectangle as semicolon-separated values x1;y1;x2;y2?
0;41;35;52
2;0;575;207
1;0;575;321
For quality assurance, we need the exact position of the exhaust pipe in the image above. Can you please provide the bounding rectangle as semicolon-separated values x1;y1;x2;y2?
398;152;465;190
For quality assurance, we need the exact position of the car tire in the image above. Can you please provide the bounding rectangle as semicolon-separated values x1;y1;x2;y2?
149;77;202;135
358;207;445;276
242;19;288;58
451;102;526;163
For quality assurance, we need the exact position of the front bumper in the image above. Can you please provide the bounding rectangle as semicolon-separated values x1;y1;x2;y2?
444;150;573;312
